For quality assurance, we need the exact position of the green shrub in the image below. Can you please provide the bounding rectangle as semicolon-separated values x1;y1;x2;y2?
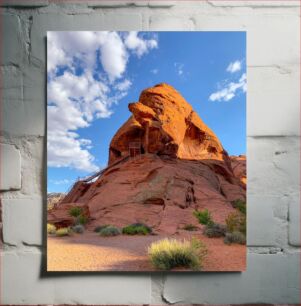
94;225;110;232
193;209;213;225
203;223;226;238
99;226;121;237
72;224;85;234
76;214;88;225
224;231;246;245
69;206;82;218
148;237;207;270
225;212;246;234
56;227;71;237
47;223;56;235
231;199;246;215
183;224;198;231
122;223;152;235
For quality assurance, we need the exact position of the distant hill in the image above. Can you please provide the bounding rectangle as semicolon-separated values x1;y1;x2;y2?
47;193;65;210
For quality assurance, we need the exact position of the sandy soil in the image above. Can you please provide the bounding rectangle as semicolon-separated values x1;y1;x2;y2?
47;231;246;272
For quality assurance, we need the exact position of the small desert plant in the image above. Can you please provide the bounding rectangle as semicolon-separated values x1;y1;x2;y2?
224;231;246;245
94;225;110;232
99;226;121;237
231;199;246;215
122;223;152;235
183;224;198;231
148;237;207;270
69;206;83;218
72;224;85;234
193;209;213;226
55;227;71;237
47;223;56;235
203;223;226;238
225;212;246;234
76;214;88;225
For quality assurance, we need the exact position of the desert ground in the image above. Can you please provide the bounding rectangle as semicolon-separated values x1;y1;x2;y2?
47;231;246;272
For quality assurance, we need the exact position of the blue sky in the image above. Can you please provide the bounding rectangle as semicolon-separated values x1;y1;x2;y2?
47;31;246;193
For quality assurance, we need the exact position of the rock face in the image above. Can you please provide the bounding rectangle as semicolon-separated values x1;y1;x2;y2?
49;83;246;234
109;83;229;166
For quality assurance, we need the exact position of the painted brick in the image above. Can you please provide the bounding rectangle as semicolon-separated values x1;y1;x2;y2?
86;1;148;7
20;137;44;196
247;13;300;67
0;0;49;6
2;198;43;246
207;0;300;7
0;143;21;191
85;0;175;7
2;13;24;65
248;137;299;196
1;64;45;136
1;251;151;304
248;66;300;136
162;253;300;304
288;193;300;246
247;195;282;246
149;15;195;30
0;66;22;102
148;1;175;7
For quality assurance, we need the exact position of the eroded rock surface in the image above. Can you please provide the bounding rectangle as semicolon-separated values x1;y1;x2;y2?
109;83;230;166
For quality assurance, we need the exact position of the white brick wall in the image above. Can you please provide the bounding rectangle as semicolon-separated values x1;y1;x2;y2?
0;143;21;191
0;1;300;304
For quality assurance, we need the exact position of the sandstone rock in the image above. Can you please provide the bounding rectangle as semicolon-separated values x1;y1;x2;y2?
230;155;247;185
109;83;230;165
49;83;246;234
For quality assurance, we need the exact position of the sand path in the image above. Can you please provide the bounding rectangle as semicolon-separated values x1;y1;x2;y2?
47;232;246;272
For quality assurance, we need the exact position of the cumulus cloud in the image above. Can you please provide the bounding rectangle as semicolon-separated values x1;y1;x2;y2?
151;68;159;74
47;31;158;172
226;60;242;73
48;130;98;172
209;73;247;102
125;31;158;57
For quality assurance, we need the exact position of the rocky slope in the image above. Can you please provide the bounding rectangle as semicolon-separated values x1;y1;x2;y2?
48;83;246;234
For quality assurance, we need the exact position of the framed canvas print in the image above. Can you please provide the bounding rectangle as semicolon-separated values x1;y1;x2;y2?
47;31;246;272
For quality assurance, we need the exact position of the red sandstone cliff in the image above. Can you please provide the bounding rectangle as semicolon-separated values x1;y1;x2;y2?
48;83;246;234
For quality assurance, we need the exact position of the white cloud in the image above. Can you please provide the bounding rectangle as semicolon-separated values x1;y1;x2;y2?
47;31;158;172
151;68;159;74
209;73;247;102
174;62;184;76
114;79;132;92
226;60;242;73
48;131;98;172
125;31;158;57
99;32;128;82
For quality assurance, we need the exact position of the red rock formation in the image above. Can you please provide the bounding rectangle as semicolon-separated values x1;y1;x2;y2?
48;83;246;234
230;155;247;185
109;83;229;166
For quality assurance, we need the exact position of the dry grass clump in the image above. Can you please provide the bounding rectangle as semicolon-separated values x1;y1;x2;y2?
47;223;56;235
56;227;71;237
148;237;207;270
